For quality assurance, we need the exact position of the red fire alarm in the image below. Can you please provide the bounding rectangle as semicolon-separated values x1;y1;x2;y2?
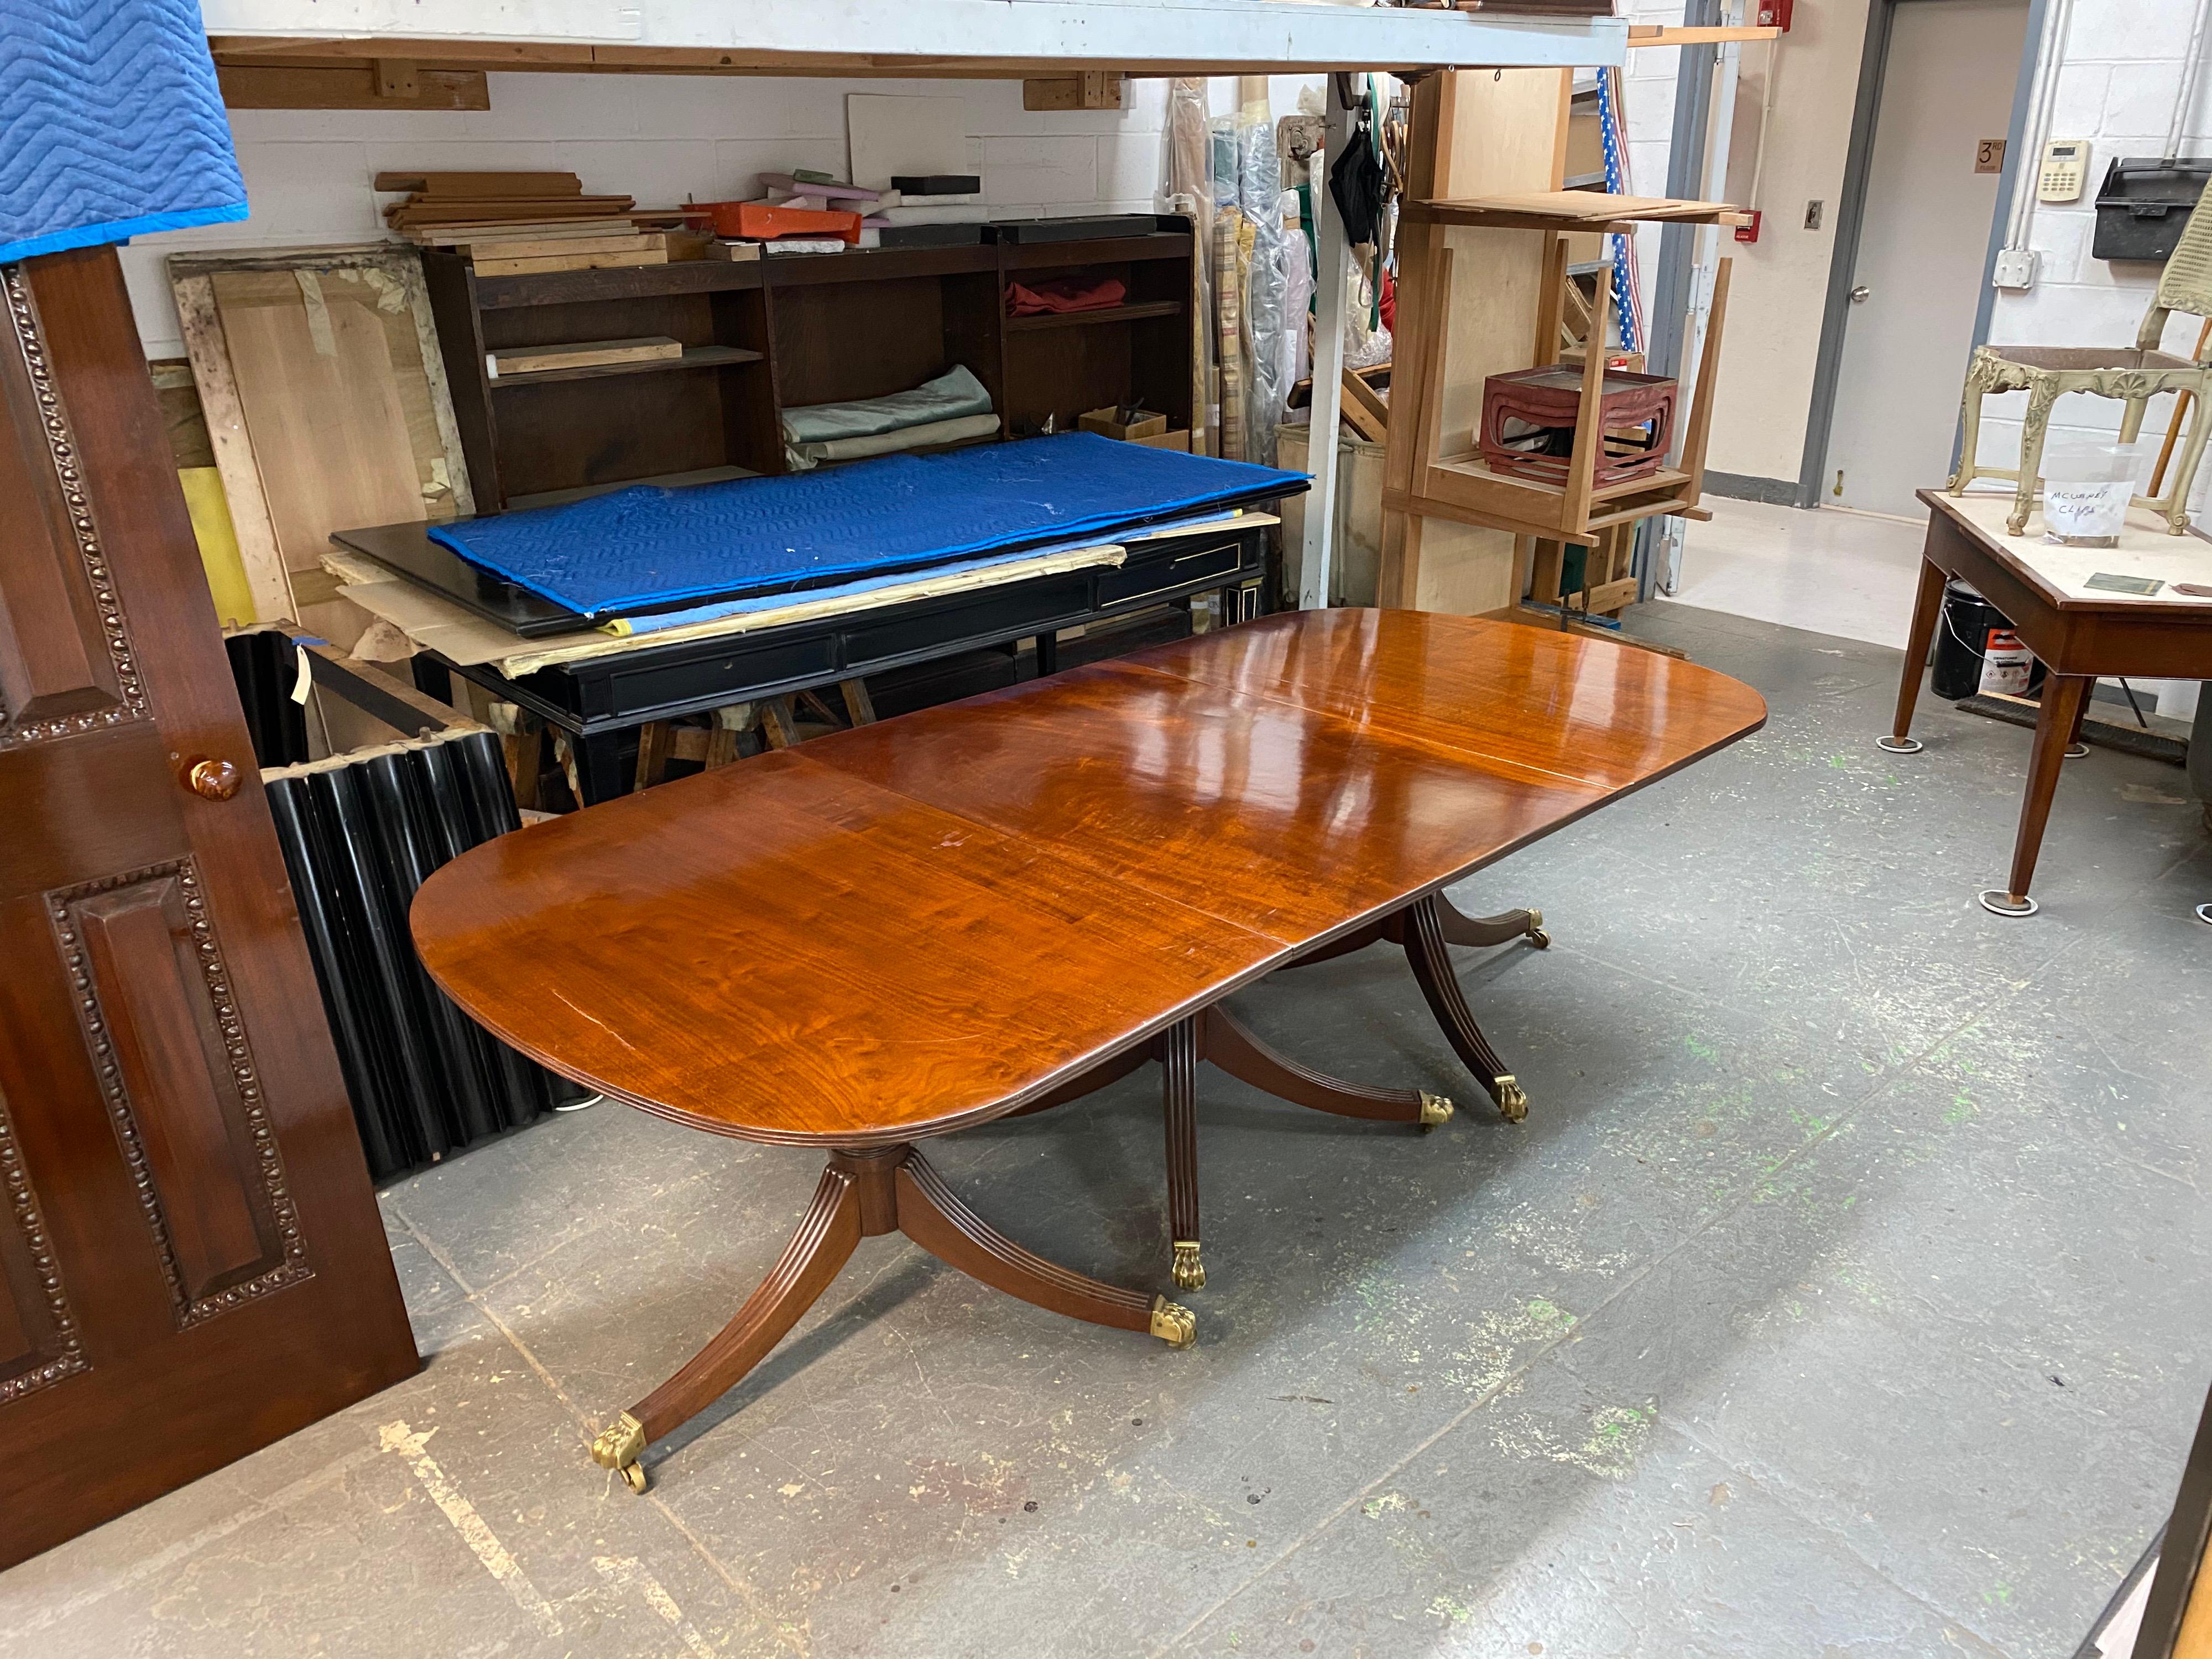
1756;0;1792;27
1734;209;1763;244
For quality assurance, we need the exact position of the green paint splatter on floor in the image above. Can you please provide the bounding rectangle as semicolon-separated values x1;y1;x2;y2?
1428;1595;1475;1625
1494;1401;1658;1479
1442;1299;1579;1395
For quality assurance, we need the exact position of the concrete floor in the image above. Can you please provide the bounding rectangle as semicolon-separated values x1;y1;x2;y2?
1664;498;1925;651
6;603;2211;1658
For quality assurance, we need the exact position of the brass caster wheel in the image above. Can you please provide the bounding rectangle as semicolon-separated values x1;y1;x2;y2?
1526;910;1551;950
1493;1076;1529;1124
1417;1092;1455;1133
591;1411;649;1494
1149;1295;1197;1349
1171;1241;1207;1290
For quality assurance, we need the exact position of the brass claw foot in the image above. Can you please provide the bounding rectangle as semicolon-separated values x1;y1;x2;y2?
592;1411;649;1494
1149;1295;1197;1349
1526;908;1551;950
1417;1092;1455;1132
1493;1076;1529;1124
1171;1240;1206;1290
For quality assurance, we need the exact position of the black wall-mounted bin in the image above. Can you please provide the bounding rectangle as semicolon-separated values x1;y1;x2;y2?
2093;159;2211;264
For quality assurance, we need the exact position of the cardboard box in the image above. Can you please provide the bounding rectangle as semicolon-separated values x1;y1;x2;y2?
1125;429;1191;452
1079;406;1168;442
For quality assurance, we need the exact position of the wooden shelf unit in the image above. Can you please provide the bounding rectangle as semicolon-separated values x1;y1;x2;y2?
421;229;1196;510
488;343;764;388
1005;299;1186;332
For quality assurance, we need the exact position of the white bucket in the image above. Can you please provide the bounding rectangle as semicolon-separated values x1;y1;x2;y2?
1978;627;2036;695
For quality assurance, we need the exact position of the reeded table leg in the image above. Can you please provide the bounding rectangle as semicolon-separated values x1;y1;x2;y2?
1404;895;1528;1121
591;1144;1190;1493
1432;896;1550;951
593;1162;862;1493
1160;1020;1204;1290
1198;1005;1451;1127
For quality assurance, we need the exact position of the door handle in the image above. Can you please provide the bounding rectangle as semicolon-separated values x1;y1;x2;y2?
184;757;243;801
1850;285;1871;303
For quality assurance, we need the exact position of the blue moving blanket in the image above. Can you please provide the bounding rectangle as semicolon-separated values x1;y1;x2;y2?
429;432;1307;619
0;0;248;263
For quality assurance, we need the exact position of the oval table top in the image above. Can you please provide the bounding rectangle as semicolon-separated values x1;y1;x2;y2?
411;609;1766;1146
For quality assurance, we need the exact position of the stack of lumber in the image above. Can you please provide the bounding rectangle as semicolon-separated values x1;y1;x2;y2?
379;171;666;275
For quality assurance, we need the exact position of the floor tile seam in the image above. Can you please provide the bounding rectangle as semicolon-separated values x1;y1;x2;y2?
395;1203;811;1659
0;1442;387;1644
1146;984;2004;1648
455;1162;770;1305
644;1498;815;1659
1637;1410;2025;1659
1147;1271;1651;1655
2155;837;2212;884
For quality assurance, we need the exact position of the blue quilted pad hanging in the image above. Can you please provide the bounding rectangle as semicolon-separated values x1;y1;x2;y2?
429;432;1309;620
0;0;248;263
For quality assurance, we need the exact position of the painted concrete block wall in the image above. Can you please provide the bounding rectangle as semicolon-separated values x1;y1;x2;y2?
1970;0;2212;519
121;72;1186;359
1624;0;2210;509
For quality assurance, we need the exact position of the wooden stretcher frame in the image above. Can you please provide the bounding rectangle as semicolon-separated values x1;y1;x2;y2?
168;245;476;630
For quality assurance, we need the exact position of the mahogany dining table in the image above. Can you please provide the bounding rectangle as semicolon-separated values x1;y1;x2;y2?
411;608;1766;1493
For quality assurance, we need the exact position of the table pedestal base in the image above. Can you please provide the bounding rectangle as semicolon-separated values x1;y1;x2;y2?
1009;923;1513;1291
590;1144;1192;1494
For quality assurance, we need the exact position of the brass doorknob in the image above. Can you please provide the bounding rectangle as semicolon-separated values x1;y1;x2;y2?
186;758;243;801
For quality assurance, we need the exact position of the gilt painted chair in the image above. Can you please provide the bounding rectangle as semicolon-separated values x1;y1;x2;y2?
1950;184;2212;536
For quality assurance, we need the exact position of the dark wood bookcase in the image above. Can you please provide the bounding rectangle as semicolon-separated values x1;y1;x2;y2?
419;229;1196;511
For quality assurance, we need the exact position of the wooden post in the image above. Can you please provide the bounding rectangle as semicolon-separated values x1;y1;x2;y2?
1677;258;1732;505
1298;77;1355;611
1559;264;1613;542
1378;74;1453;609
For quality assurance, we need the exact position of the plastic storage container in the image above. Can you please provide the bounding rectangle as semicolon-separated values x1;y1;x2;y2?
2041;437;2147;546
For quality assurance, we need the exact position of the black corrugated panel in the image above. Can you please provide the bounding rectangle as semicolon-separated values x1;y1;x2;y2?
262;731;582;1184
224;629;311;768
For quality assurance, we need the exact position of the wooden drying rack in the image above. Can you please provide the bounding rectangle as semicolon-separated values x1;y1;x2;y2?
1378;76;1747;637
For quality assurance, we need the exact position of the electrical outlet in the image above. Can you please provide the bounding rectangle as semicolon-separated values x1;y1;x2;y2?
1992;247;2040;290
1804;199;1824;231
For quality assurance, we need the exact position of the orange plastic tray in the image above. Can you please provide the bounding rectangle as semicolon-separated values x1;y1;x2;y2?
688;200;864;243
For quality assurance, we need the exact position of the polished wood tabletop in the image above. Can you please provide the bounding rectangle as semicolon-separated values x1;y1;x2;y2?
413;609;1767;1146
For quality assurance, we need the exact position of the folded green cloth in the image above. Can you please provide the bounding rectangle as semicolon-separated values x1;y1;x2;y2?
787;411;1003;471
780;364;994;446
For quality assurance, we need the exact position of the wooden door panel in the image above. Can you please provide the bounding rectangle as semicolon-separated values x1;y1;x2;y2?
0;267;148;748
53;861;309;1318
0;1089;86;1404
0;247;416;1569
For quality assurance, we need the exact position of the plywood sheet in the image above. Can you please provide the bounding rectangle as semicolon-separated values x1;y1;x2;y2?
213;268;429;577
